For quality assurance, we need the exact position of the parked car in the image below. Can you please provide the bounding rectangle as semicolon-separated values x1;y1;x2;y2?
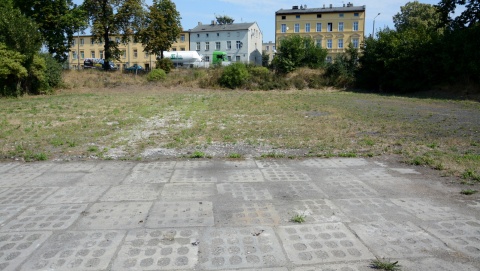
125;64;143;71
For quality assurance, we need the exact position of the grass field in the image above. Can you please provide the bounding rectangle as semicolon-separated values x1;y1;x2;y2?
1;70;479;183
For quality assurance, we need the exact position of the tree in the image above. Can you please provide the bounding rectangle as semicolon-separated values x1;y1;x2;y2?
13;0;86;62
437;0;480;28
393;1;442;33
272;35;327;74
216;15;234;25
138;0;182;59
82;0;145;70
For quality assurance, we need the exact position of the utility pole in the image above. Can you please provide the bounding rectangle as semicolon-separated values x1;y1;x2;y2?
373;13;380;38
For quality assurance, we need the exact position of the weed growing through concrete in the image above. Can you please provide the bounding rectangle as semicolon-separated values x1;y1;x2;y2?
460;189;478;195
228;153;242;158
189;151;205;158
291;213;306;223
370;257;401;271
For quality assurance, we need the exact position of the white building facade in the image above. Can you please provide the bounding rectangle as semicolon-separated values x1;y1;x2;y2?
189;22;263;65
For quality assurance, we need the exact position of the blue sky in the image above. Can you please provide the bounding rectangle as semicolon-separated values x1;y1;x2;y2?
75;0;458;42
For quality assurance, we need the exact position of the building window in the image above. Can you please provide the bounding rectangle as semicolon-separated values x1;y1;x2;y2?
296;15;300;19
352;38;359;48
80;38;84;45
72;51;77;59
100;51;103;59
353;21;359;31
282;15;286;20
180;34;185;42
215;42;221;50
305;23;310;33
317;14;322;18
327;39;332;49
91;51;95;58
80;51;84;59
281;24;287;33
326;56;332;63
133;49;137;58
235;55;240;62
72;39;76;46
327;23;333;32
196;42;200;51
339;22;344;31
217;33;220;37
316;23;322;32
266;45;269;51
172;48;177;51
181;47;185;51
338;39;344;49
205;42;210;51
122;50;126;58
205;56;210;62
294;23;300;33
316;39;322;47
116;37;120;43
227;56;232;61
273;46;276;51
197;34;200;37
228;32;230;37
354;12;359;17
227;41;232;50
236;41;241;49
145;52;149;58
90;39;95;45
206;33;209;37
339;13;344;17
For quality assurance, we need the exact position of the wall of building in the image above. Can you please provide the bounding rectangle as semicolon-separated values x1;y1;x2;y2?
262;42;276;63
275;6;365;61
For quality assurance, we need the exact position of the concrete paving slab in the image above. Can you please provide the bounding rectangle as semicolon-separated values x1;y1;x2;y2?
223;169;265;182
75;202;152;230
20;230;125;270
0;163;19;174
41;186;109;204
261;168;311;182
332;198;411;222
146;201;214;228
277;223;374;265
217;183;272;200
26;172;86;186
7;162;54;174
0;172;43;187
198;227;286;270
230;202;281;226
270;182;327;200
292;261;373;271
317;179;379;199
0;187;58;205
400;257;480;271
112;229;198;270
277;199;349;223
79;161;135;186
162;183;217;200
349;221;452;258
421;220;480;259
100;184;161;201
124;161;175;184
1;204;87;232
171;170;218;183
0;231;52;271
0;205;28;225
391;198;473;221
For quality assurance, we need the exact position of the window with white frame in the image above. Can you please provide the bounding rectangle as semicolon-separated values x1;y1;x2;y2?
215;42;221;50
133;49;138;58
91;51;95;58
90;39;95;45
80;38;84;45
281;24;287;33
80;51;84;59
205;42;210;51
72;39;76;46
145;52;149;58
181;47;185;51
196;42;200;50
316;39;322;47
227;56;232;61
294;23;300;33
236;41;241;49
326;56;332;63
316;23;322;32
180;34;185;42
339;22;344;31
235;55;240;62
327;23;333;32
266;45;269;51
339;13;344;17
100;51;103;59
352;38;359;48
227;41;231;50
327;39;332;49
72;51;77;59
353;21;359;31
205;56;210;62
305;23;310;33
338;39;343;49
122;50;126;58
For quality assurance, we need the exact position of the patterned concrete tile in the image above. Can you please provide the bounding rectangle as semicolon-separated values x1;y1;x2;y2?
232;202;281;226
161;183;217;200
0;231;52;271
124;162;175;183
391;198;472;221
21;230;125;271
199;227;286;270
100;184;160;201
261;168;311;182
146;201;214;228
0;187;58;205
278;223;374;265
112;229;198;270
217;183;272;200
41;186;109;204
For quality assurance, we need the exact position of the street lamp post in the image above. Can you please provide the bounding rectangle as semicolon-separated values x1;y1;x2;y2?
373;13;380;38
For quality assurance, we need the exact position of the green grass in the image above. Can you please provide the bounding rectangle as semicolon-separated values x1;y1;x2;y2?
189;151;205;158
228;153;242;159
290;213;306;223
1;82;479;184
370;257;401;271
460;189;478;195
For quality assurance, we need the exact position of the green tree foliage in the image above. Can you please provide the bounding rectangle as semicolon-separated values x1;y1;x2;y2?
219;63;250;89
0;43;28;96
82;0;145;70
13;0;86;62
156;58;174;73
272;35;327;74
261;51;270;67
138;0;182;59
216;15;234;25
325;43;359;88
393;1;442;33
437;0;480;28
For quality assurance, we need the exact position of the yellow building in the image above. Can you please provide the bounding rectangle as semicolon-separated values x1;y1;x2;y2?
275;3;365;62
68;32;190;70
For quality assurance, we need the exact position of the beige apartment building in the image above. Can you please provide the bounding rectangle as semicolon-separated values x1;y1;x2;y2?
262;41;276;64
68;32;190;70
275;3;366;62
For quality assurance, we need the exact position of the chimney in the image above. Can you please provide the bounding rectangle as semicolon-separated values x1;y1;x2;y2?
323;4;325;8
198;22;202;26
292;5;298;9
329;4;332;8
304;4;307;8
343;4;345;7
211;20;215;25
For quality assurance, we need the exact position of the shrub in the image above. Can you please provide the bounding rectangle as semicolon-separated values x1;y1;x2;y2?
156;58;174;74
219;63;250;89
147;69;167;81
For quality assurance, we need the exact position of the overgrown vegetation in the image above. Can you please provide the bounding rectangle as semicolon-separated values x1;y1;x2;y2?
146;69;167;81
370;257;401;271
